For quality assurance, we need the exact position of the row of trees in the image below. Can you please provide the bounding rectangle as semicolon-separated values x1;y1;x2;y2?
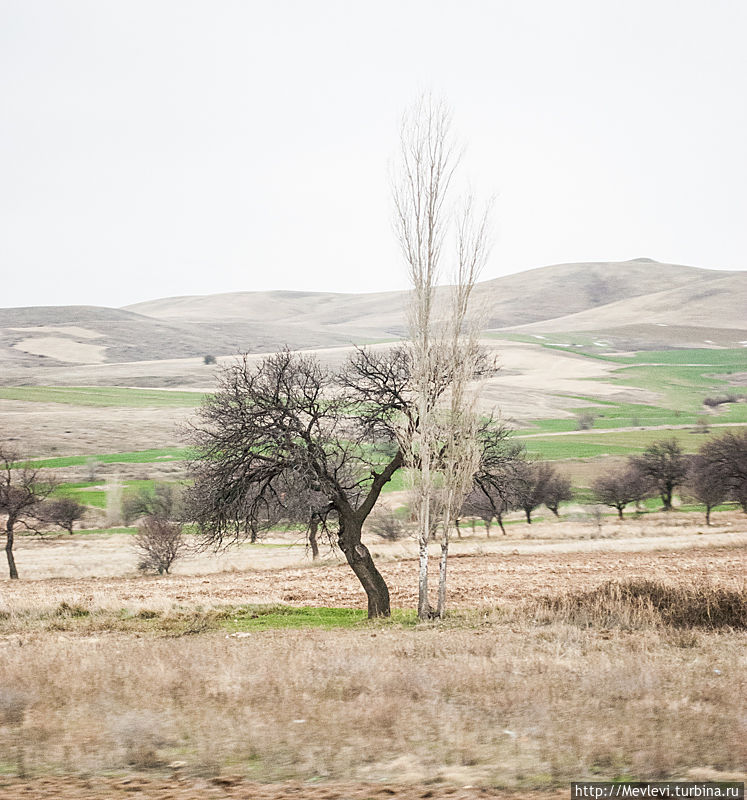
592;434;747;524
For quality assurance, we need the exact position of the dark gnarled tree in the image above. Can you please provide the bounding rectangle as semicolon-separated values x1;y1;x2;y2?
186;348;416;618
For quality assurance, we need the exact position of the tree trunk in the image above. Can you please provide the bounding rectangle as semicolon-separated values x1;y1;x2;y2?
454;518;461;538
436;538;448;618
339;518;390;618
5;522;18;580
417;494;431;619
524;508;532;524
497;513;506;535
308;516;319;560
705;506;711;526
484;519;491;537
418;531;430;619
549;506;559;517
617;506;624;519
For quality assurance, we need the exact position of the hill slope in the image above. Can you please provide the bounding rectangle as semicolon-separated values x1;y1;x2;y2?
1;259;744;368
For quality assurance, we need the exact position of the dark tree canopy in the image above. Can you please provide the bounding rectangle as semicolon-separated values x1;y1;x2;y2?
685;455;728;525
591;465;650;519
630;438;688;510
697;430;747;512
186;348;416;617
186;347;514;617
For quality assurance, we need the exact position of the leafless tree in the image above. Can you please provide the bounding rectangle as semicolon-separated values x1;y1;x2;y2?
696;430;747;512
186;349;414;617
512;460;556;524
630;438;688;510
135;515;185;575
684;455;728;525
393;94;455;619
39;497;86;534
591;465;649;519
543;471;573;517
0;444;57;579
393;92;493;618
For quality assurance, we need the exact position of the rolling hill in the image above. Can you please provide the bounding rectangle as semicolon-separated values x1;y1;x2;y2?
1;259;744;373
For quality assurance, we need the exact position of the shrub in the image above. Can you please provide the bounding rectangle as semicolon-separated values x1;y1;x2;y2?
203;355;217;365
135;516;185;575
575;411;596;430
534;579;747;630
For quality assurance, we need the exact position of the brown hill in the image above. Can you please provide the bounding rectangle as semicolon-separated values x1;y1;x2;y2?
1;259;743;369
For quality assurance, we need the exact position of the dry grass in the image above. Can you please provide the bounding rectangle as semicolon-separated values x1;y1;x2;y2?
533;579;747;630
0;613;744;786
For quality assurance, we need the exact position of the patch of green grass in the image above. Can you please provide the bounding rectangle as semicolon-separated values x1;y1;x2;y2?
517;426;744;459
224;605;419;631
28;447;192;469
0;386;207;407
54;478;185;509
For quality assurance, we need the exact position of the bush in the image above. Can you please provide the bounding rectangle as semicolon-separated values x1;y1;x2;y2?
575;411;596;430
534;579;747;630
365;509;406;541
203;355;217;365
135;516;185;575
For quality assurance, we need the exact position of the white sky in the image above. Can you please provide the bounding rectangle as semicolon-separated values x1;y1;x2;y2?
1;0;745;309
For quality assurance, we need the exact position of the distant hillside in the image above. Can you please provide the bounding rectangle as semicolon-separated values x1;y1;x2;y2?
1;259;744;369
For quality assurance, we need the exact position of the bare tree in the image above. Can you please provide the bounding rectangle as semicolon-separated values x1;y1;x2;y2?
630;438;688;510
186;349;414;617
393;94;456;619
591;465;650;519
0;444;57;579
393;93;492;618
697;430;747;512
685;454;729;525
135;516;185;575
513;460;556;524
542;470;573;517
40;497;86;534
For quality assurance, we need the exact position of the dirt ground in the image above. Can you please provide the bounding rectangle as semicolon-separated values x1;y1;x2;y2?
4;538;744;612
0;777;567;800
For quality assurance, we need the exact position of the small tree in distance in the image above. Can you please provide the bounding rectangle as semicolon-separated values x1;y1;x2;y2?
543;471;573;517
630;438;688;510
591;465;649;519
41;497;87;534
135;516;185;575
0;444;57;579
685;455;728;525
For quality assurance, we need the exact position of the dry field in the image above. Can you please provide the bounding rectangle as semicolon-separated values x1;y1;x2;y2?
1;513;745;799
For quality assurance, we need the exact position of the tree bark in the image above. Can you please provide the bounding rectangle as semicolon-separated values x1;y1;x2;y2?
5;522;18;580
524;508;532;524
308;516;319;560
436;538;448;618
617;506;624;519
339;518;390;618
705;506;711;526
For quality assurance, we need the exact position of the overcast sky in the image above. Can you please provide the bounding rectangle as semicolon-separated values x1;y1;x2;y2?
1;0;745;309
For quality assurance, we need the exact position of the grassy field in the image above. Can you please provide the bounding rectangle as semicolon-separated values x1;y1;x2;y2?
0;557;743;786
0;386;206;407
29;447;191;469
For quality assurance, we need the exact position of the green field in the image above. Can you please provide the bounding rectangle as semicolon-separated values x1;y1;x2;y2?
519;426;737;460
0;386;206;407
29;447;192;469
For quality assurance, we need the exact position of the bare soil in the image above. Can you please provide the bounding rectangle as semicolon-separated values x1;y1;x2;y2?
4;540;744;612
0;777;566;800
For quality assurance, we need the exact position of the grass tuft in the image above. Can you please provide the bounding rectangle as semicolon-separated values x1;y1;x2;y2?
534;579;747;630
